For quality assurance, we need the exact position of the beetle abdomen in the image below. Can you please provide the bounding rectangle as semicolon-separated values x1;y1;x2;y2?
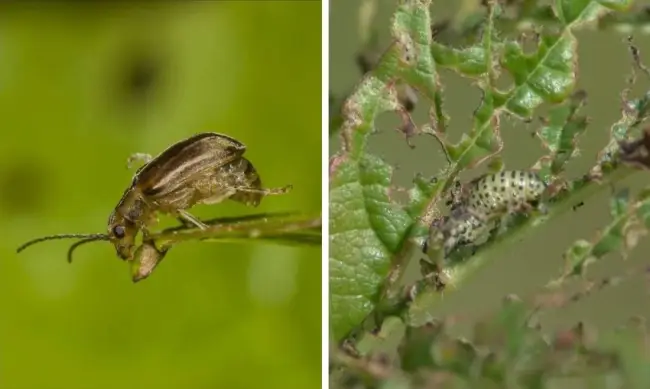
139;132;247;198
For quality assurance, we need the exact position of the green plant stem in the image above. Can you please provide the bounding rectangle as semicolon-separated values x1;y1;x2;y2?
149;214;322;248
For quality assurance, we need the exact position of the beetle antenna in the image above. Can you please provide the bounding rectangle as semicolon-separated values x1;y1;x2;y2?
16;233;108;254
66;236;108;263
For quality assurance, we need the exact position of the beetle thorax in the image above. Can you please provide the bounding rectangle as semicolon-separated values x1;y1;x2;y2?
111;187;153;225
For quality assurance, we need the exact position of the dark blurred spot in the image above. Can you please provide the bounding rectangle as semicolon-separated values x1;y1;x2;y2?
121;51;162;102
126;56;158;99
109;43;169;114
0;162;48;215
430;20;450;39
355;52;375;74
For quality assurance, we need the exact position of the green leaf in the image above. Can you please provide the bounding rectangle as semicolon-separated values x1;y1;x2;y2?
598;3;650;30
430;44;488;77
500;33;576;116
596;90;650;168
599;320;650;389
557;0;633;25
329;0;437;340
329;0;635;346
558;187;650;281
429;0;639;52
330;155;413;339
399;321;445;372
473;297;533;362
533;91;589;181
424;0;595;218
411;0;631;265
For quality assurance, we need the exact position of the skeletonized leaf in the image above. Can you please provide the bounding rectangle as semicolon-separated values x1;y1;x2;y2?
329;0;438;340
558;187;650;282
329;0;631;342
533;90;589;181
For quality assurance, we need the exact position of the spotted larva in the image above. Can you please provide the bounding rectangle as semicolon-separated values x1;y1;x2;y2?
424;208;488;256
424;171;546;256
440;209;488;255
464;170;546;216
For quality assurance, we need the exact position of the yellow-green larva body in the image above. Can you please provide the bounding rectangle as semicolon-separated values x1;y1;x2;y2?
426;170;547;256
465;170;546;216
440;211;487;255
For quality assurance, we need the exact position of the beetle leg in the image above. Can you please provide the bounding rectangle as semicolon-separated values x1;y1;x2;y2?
200;189;237;205
176;217;193;227
177;210;209;230
127;153;153;169
233;184;293;196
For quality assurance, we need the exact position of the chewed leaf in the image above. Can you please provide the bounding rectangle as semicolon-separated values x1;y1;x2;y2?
595;35;650;169
533;91;589;181
330;154;414;340
431;44;488;77
423;1;604;227
329;0;438;341
557;187;650;282
405;173;444;228
392;0;438;103
557;0;633;25
618;118;650;171
596;91;650;169
329;0;635;344
500;34;576;117
598;3;650;29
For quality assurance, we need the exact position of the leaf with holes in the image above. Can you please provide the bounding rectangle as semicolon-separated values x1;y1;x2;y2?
533;91;589;181
329;0;635;343
329;0;439;340
596;90;650;168
330;155;414;340
557;187;650;282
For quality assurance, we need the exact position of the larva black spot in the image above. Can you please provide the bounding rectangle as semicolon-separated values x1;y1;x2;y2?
430;171;547;256
468;171;546;216
439;211;489;255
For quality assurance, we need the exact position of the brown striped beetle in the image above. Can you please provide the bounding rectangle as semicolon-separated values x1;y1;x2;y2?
17;132;292;261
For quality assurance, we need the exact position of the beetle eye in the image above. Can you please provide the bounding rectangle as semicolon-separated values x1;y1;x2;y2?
112;225;126;239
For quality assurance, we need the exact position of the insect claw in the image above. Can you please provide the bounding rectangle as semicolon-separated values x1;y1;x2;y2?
126;153;153;169
234;184;293;196
177;210;208;230
176;217;193;227
272;184;293;195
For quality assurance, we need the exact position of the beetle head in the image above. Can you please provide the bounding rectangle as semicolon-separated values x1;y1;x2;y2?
107;211;139;260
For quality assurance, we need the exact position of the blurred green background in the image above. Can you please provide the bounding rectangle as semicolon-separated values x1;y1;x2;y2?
330;0;650;338
0;2;321;389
